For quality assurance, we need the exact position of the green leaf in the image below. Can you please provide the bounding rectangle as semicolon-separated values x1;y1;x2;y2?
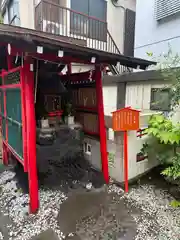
146;51;153;57
170;200;180;208
159;132;171;144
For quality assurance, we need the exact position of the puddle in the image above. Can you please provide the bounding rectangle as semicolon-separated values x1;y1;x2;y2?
58;190;137;240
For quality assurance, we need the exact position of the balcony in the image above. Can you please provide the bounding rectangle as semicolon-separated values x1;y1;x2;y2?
35;0;129;73
35;0;121;53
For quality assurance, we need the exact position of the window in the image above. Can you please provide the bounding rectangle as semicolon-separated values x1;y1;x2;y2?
2;0;20;26
8;0;20;26
155;0;180;21
136;152;148;162
70;0;107;41
84;142;92;155
150;88;171;111
35;0;41;6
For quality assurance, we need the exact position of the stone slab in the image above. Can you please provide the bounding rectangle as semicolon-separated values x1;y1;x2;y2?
31;229;59;240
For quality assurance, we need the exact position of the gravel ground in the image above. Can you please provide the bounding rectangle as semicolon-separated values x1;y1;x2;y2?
124;185;180;240
0;167;179;240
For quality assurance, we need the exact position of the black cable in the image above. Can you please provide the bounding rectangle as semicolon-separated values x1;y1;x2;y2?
111;0;125;10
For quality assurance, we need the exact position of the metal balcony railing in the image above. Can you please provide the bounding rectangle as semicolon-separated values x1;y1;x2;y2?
35;0;129;74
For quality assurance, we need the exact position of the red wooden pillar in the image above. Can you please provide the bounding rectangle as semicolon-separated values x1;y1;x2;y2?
124;131;128;192
67;63;72;74
7;55;13;70
24;60;39;213
95;65;109;183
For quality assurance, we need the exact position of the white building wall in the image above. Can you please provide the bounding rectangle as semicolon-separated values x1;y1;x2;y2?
134;0;180;60
19;0;35;29
103;85;117;116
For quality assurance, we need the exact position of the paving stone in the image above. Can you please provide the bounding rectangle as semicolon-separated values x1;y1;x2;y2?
30;229;59;240
0;212;12;240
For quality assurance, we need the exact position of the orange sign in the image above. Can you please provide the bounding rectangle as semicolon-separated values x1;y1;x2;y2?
112;107;140;131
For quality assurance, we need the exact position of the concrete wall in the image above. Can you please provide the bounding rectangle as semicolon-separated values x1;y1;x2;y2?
125;81;168;112
134;0;180;60
107;0;136;53
124;80;180;180
103;84;117;116
83;135;124;183
85;79;177;183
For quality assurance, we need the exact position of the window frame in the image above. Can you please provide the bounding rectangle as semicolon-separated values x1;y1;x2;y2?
150;88;171;112
70;0;107;41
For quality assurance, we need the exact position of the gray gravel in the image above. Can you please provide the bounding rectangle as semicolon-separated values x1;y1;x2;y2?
124;185;180;240
0;170;66;240
0;169;180;240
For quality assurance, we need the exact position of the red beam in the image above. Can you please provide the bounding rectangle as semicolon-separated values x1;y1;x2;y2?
2;44;110;68
0;84;21;89
6;66;22;74
9;46;109;66
3;140;24;166
95;65;109;184
27;53;97;65
9;47;95;65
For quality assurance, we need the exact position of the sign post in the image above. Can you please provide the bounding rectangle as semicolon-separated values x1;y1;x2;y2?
112;107;140;192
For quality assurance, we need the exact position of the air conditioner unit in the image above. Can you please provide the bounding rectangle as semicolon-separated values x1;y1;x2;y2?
42;20;67;36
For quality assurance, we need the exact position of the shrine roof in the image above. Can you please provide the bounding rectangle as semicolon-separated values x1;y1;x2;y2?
0;24;156;69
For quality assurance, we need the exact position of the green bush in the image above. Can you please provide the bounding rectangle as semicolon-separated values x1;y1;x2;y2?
142;114;180;180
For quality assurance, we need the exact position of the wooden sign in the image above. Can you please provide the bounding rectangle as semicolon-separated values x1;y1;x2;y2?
112;107;140;131
112;107;140;193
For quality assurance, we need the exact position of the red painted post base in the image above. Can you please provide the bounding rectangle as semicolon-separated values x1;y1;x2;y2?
124;130;128;193
2;143;8;165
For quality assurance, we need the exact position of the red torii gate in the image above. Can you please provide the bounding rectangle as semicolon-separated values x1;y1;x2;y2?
0;25;155;213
